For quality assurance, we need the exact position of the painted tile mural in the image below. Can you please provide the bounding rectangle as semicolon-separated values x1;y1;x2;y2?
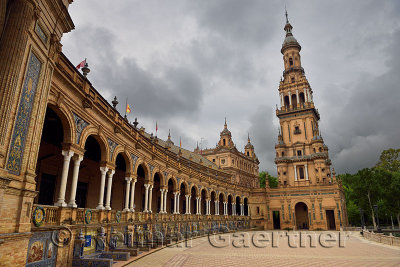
7;52;42;175
26;231;57;267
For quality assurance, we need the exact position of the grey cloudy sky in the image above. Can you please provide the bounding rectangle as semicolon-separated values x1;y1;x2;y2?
62;0;400;175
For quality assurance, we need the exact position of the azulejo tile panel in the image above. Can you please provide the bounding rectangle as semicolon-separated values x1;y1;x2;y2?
7;52;42;175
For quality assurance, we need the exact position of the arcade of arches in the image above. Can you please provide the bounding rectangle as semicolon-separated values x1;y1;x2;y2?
0;1;347;266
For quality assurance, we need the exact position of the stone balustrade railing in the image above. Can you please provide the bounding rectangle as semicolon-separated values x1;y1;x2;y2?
363;230;400;247
31;204;249;228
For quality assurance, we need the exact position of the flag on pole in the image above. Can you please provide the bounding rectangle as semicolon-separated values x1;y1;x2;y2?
156;121;158;133
126;103;131;114
180;136;182;148
76;59;86;69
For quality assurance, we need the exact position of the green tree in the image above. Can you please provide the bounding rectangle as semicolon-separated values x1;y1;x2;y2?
259;171;278;189
376;148;400;172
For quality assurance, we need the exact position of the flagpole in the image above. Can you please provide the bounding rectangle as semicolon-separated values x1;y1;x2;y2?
125;97;128;117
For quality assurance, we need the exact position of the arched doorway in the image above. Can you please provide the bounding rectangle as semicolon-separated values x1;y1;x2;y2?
152;173;161;213
135;164;146;211
201;189;207;215
179;183;186;214
227;195;232;215
295;202;309;230
244;198;249;216
166;178;175;213
191;186;197;214
210;191;216;215
111;153;127;210
235;196;241;215
35;107;64;206
219;193;224;215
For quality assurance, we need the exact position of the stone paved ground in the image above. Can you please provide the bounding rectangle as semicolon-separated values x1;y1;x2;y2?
125;231;400;267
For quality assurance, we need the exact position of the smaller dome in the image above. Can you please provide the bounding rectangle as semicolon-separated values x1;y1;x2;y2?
245;142;254;149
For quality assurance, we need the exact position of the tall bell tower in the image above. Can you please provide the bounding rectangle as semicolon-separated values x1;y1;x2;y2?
275;10;333;187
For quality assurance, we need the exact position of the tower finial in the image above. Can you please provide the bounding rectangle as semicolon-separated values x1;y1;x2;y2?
224;117;227;128
168;129;171;139
248;132;250;143
285;5;289;24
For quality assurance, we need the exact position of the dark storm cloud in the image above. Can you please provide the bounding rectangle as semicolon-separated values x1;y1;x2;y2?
62;0;400;175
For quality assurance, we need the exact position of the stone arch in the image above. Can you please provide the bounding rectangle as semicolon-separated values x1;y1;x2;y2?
112;146;132;174
153;169;165;187
79;126;109;162
46;96;76;144
218;192;226;202
166;176;178;192
179;180;189;195
190;184;199;197
243;197;249;216
134;159;151;182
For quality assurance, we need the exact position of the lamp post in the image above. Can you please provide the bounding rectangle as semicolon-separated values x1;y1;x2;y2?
373;204;381;233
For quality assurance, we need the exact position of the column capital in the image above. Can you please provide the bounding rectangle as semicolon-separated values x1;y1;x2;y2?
61;150;74;158
108;169;115;176
125;177;132;182
144;183;150;189
72;154;84;163
100;166;109;174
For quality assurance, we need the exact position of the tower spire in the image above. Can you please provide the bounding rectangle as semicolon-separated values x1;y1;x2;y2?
224;117;227;128
285;5;289;24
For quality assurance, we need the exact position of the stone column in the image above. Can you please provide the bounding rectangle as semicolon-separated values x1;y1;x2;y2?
185;195;190;214
294;165;298;181
296;89;299;106
176;193;180;214
105;170;115;210
224;202;227;215
130;179;136;212
148;185;153;213
163;189;168;213
54;150;74;207
67;154;83;208
173;192;178;214
143;184;150;212
197;197;201;215
215;200;219;215
241;204;244;216
288;91;292;106
188;195;191;214
124;177;132;211
304;88;308;102
232;203;235;216
97;167;108;210
160;189;165;213
305;164;309;180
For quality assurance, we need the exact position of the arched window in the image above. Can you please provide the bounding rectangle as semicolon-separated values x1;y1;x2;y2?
223;139;226;146
289;58;293;66
284;95;290;109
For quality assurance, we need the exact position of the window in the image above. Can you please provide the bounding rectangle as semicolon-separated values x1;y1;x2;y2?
313;148;316;153
289;58;293;66
223;139;226;146
247;152;250;156
291;77;295;83
232;160;234;164
319;147;322;152
221;159;225;164
283;172;286;175
299;167;305;179
256;207;260;214
282;152;285;156
294;126;301;134
297;150;302;156
284;181;287;185
213;159;215;162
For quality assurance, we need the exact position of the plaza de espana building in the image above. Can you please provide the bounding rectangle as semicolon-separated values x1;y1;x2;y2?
0;1;347;266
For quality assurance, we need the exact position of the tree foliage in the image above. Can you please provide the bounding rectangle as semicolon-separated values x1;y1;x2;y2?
340;148;400;228
259;171;278;188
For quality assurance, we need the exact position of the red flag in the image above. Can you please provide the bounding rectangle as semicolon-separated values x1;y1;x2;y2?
126;104;131;114
76;59;86;69
156;122;158;132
